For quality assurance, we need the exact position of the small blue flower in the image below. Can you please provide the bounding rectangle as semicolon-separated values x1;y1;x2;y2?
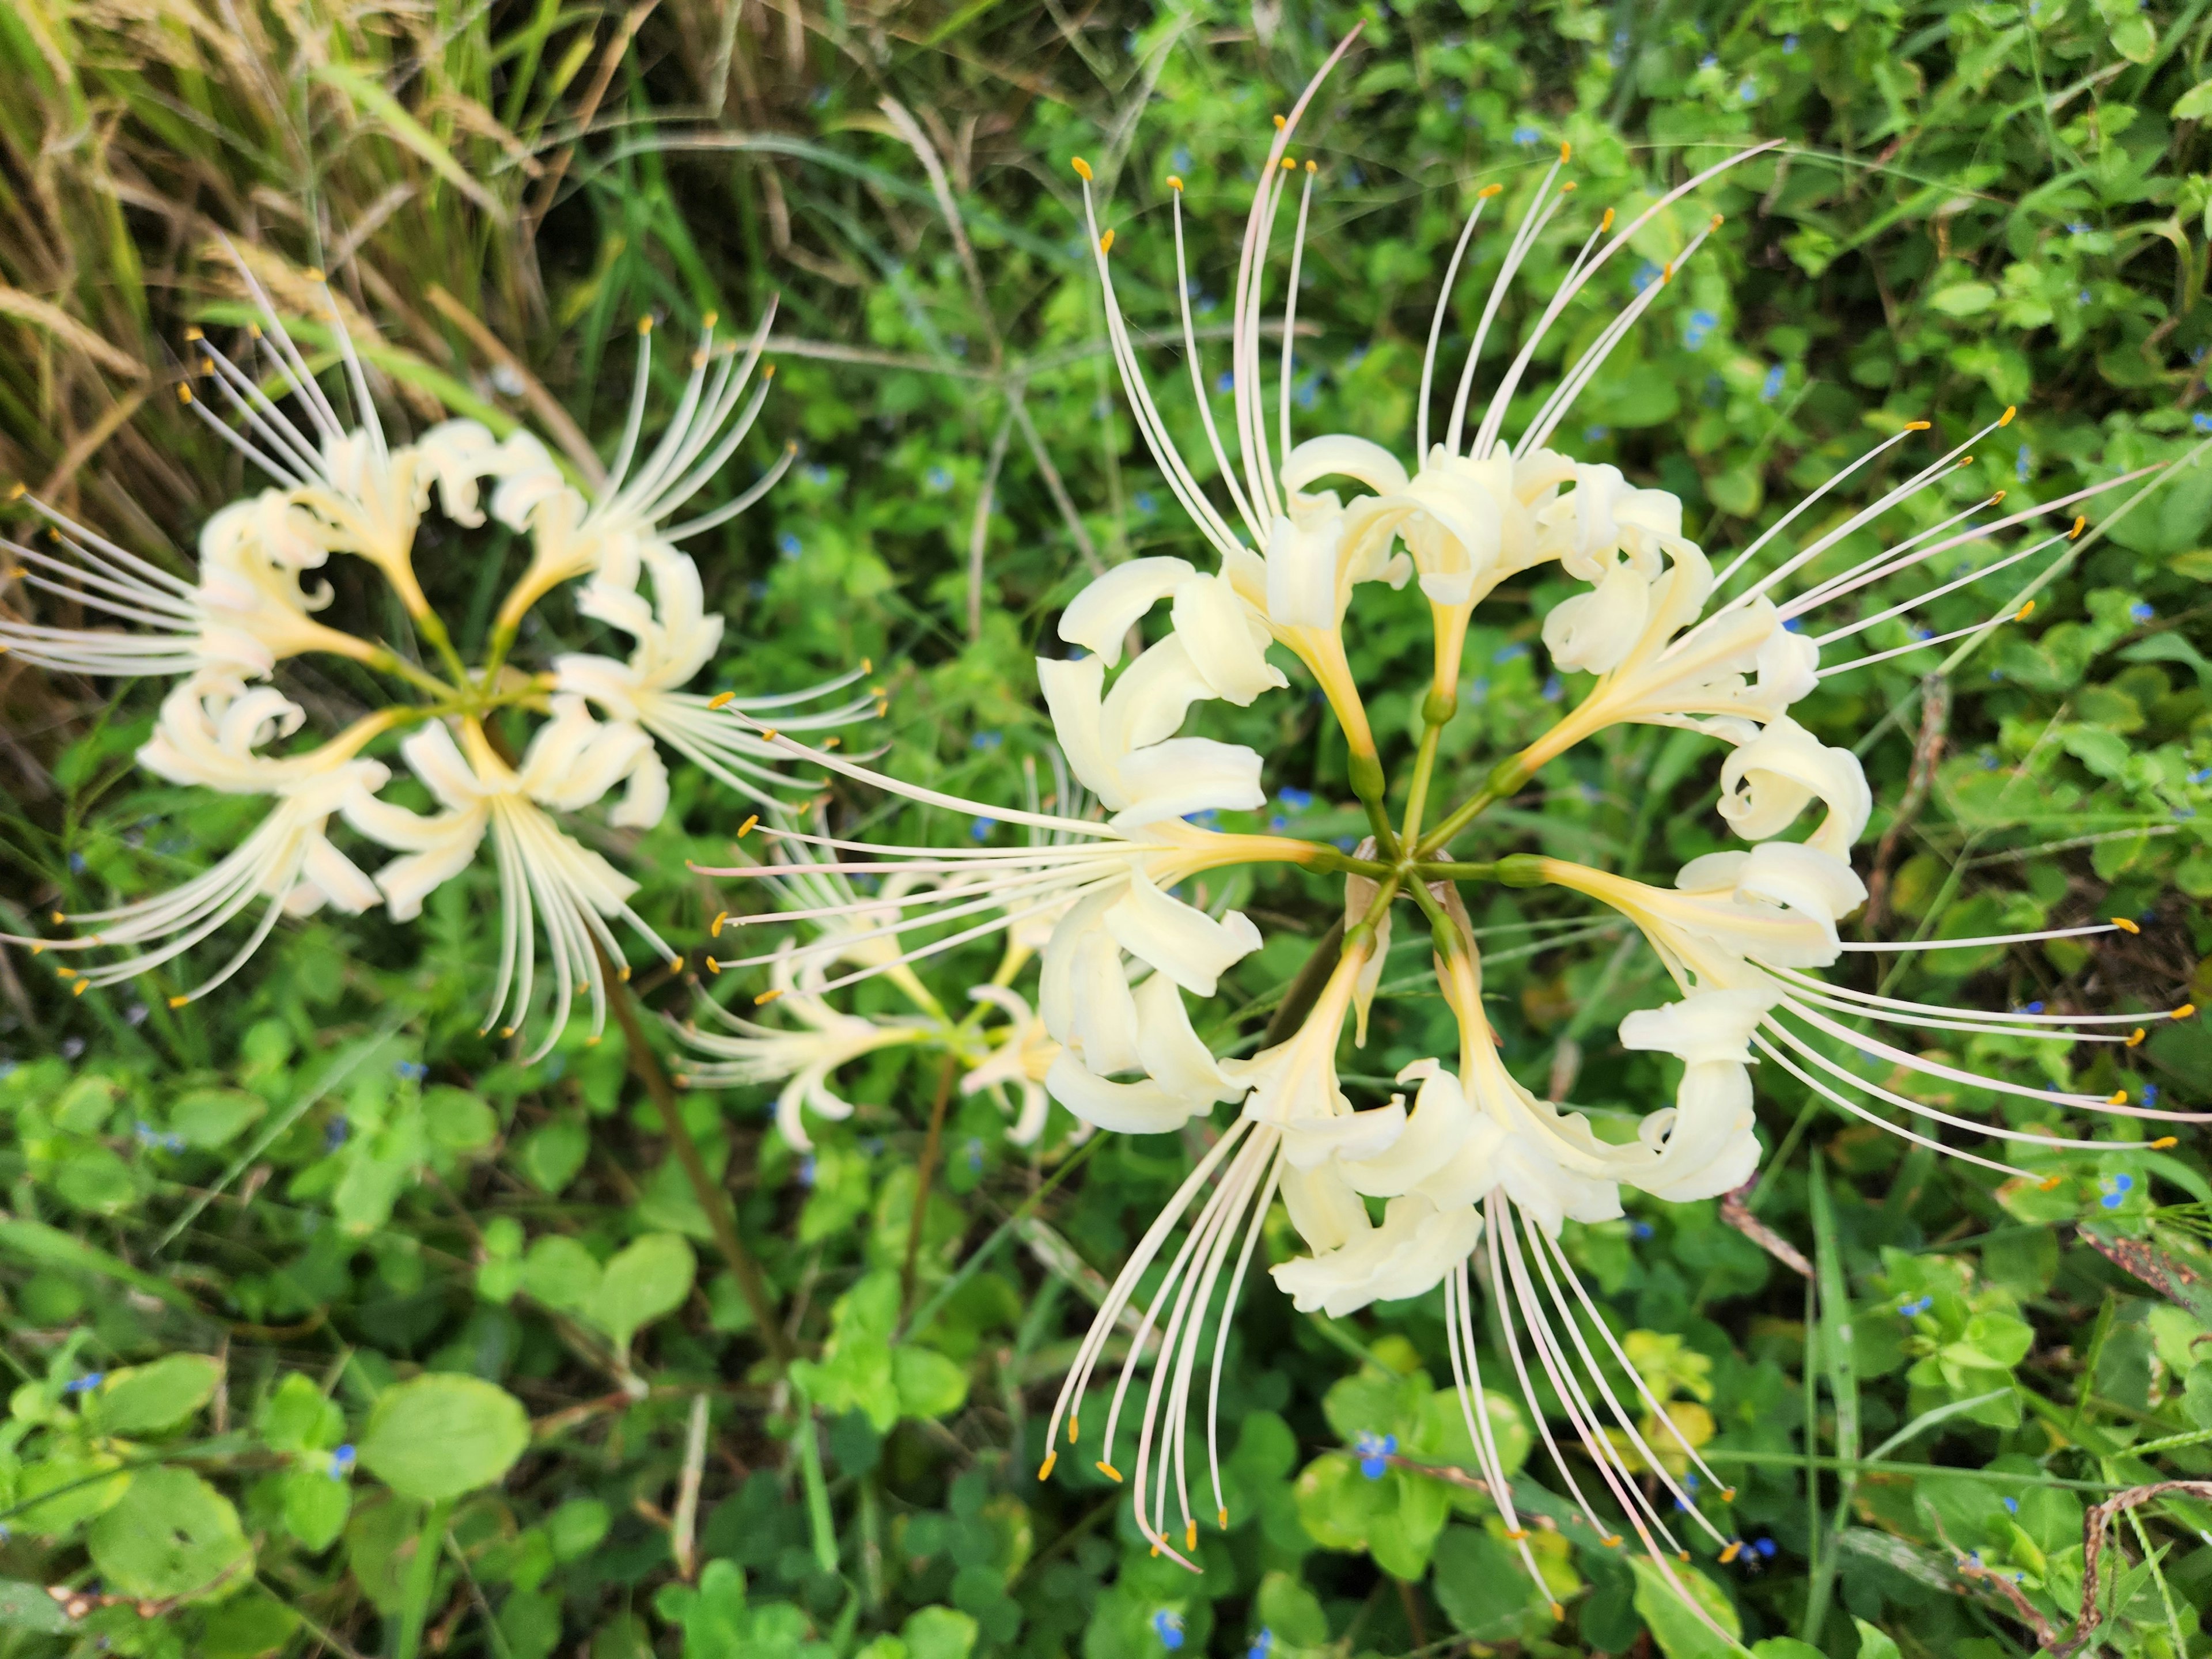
1277;786;1315;813
777;531;802;560
62;1372;105;1395
1755;1536;1778;1557
1910;626;1934;642
328;1444;357;1479
971;729;1003;751
970;816;995;842
1684;309;1720;349
1215;370;1235;394
1783;617;1806;634
2079;289;2093;305
67;849;89;873
1354;1431;1397;1479
2003;1496;2020;1514
1172;146;1192;173
925;465;952;494
2016;445;2032;482
1133;491;1157;514
2130;601;2155;623
2191;768;2212;783
1185;809;1220;831
1782;34;1798;52
1248;1633;1274;1659
1493;642;1530;664
2144;1084;2160;1106
1990;668;2005;681
2195;412;2212;434
1585;425;1611;442
1760;363;1785;401
798;1154;818;1188
1898;1295;1934;1318
1633;260;1662;293
1152;1610;1186;1650
324;1116;349;1151
1512;124;1542;146
1541;673;1563;702
1982;753;2001;770
1465;676;1490;703
2067;222;2092;235
1331;836;1357;853
1738;76;1759;102
803;464;830;486
2026;1001;2046;1014
1630;1219;1655;1241
1268;815;1289;831
1685;1474;1700;1494
1699;52;1719;69
393;1059;427;1082
964;1138;984;1174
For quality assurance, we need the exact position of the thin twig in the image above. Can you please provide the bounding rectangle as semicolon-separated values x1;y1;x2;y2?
966;407;1016;642
901;1058;960;1320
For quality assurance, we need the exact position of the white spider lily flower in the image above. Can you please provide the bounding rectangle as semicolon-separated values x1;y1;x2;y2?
487;308;794;635
342;712;678;1058
554;541;874;797
1713;714;1872;861
1616;989;1772;1202
695;730;1314;999
672;944;931;1152
20;676;391;1003
1056;555;1285;706
1537;464;1703;675
960;984;1063;1146
1037;646;1266;828
1534;853;2210;1180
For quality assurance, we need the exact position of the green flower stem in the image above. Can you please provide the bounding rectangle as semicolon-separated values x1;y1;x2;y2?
1346;747;1399;859
391;1497;453;1659
1397;686;1457;849
365;645;464;702
411;604;473;687
1412;861;1498;882
1415;753;1530;858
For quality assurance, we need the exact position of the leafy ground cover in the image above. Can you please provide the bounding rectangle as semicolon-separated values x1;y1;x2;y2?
6;2;2212;1657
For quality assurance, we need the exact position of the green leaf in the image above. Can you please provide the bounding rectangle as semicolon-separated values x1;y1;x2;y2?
166;1089;266;1150
257;1372;345;1455
1752;1642;1828;1659
589;1233;696;1350
93;1354;224;1435
308;64;510;221
356;1374;529;1503
2173;78;2212;119
1252;1571;1328;1646
0;1580;75;1633
1433;1526;1546;1638
1929;282;1997;317
87;1467;253;1602
1628;1556;1744;1659
281;1467;350;1552
198;1590;301;1659
1853;1618;1903;1659
892;1346;970;1422
12;1452;131;1533
899;1605;979;1659
515;1118;589;1195
522;1234;603;1314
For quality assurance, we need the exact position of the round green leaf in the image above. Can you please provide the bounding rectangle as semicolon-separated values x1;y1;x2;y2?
87;1467;252;1602
356;1374;528;1503
588;1233;695;1349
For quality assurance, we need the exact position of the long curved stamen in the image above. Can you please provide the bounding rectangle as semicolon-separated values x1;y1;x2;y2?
1754;1035;2043;1183
1810;529;2072;646
1781;494;2009;619
1444;1260;1546;1584
1446;153;1569;457
1167;178;1263;541
1815;603;2029;677
1278;161;1318;474
1415;185;1501;461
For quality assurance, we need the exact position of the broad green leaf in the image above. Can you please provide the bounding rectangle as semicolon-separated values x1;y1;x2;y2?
356;1374;529;1503
0;1580;74;1633
589;1233;696;1349
257;1372;346;1455
93;1354;224;1436
1628;1556;1743;1659
87;1467;252;1601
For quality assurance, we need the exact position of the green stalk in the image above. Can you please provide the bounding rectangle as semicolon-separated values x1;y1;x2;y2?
1416;753;1529;858
392;1498;453;1659
1397;687;1456;848
791;1382;839;1578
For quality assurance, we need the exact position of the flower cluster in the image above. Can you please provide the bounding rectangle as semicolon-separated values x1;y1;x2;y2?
3;252;860;1057
692;49;2202;1631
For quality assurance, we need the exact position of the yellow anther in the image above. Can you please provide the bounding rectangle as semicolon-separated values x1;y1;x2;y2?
702;310;719;329
1600;207;1615;231
2109;1089;2130;1106
824;736;841;749
1661;263;1674;283
763;365;775;379
875;700;888;717
691;350;709;370
2016;601;2035;620
1217;1507;1228;1529
2070;514;2086;539
1097;1461;1122;1482
586;1035;601;1047
177;384;194;404
1305;158;1317;173
704;958;720;976
861;657;873;673
755;987;785;1006
50;911;63;925
617;964;631;982
1993;490;2007;502
1280;157;1295;172
1038;1452;1056;1480
248;323;262;338
2153;1136;2178;1149
1721;1541;1744;1563
1550;1603;1566;1622
1722;1487;1737;1501
1506;1528;1530;1541
1960;454;1975;467
169;994;189;1009
183;326;203;342
1677;1550;1691;1563
1166;175;1183;192
2112;916;2141;934
707;691;736;709
500;1026;517;1038
638;314;654;335
738;813;759;838
1071;156;1092;181
53;965;75;979
1069;1416;1080;1442
1907;419;1932;431
73;980;88;997
1603;1533;1623;1547
2177;1003;2198;1020
1999;405;2017;426
1184;1521;1197;1549
1272;114;1286;129
5;482;22;499
1149;1544;1160;1558
1099;230;1113;255
1560;141;1572;162
759;728;778;743
2039;1176;2062;1191
1560;180;1577;194
2127;1028;2146;1047
1478;183;1503;199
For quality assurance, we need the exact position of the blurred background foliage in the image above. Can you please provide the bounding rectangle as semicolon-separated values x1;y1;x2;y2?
6;0;2212;1656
